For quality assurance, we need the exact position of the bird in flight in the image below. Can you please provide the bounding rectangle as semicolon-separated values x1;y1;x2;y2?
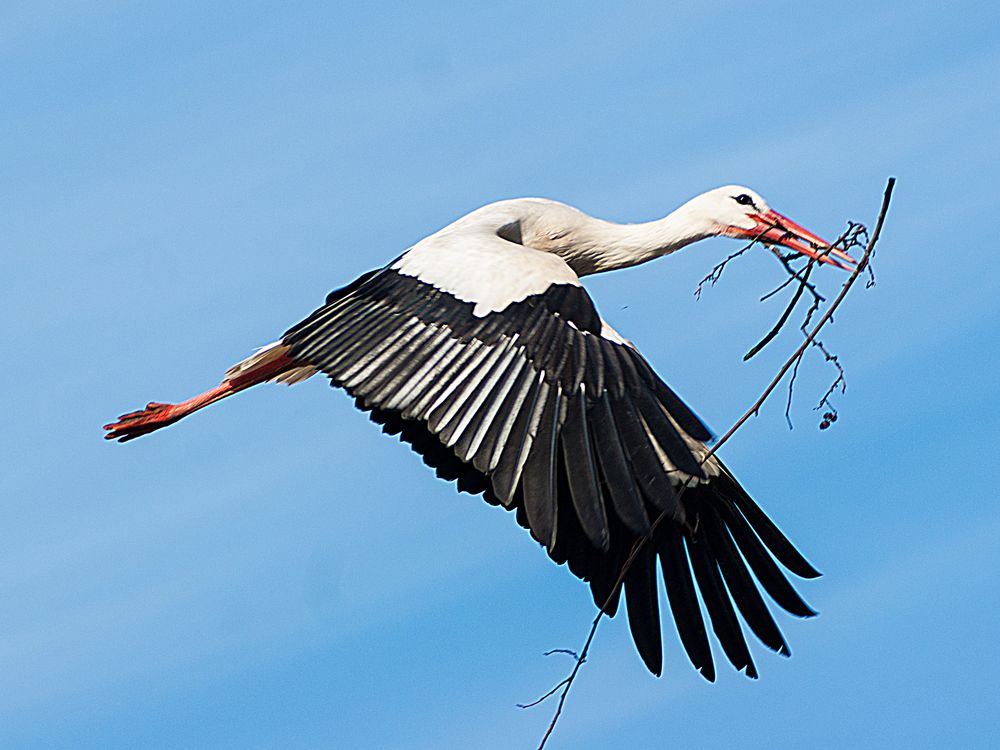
105;186;854;680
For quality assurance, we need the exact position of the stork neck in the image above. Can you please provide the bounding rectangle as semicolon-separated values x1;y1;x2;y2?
548;203;716;276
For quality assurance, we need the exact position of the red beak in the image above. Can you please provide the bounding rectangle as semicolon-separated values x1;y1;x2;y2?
748;209;857;270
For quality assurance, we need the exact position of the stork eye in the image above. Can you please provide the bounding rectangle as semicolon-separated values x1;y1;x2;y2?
733;194;755;206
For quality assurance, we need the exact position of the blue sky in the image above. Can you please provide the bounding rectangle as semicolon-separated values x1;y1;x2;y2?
3;2;999;747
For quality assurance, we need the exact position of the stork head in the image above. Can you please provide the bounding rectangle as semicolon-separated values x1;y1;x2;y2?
688;185;856;269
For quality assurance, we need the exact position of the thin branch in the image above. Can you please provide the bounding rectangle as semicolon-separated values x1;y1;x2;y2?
813;340;846;429
517;678;572;710
759;270;802;302
784;350;804;429
694;244;753;300
765;248;825;301
693;224;776;299
746;218;868;363
543;649;581;659
781;222;867;425
526;177;895;750
783;270;824;428
744;259;816;362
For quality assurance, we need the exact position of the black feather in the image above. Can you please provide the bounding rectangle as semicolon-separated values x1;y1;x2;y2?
624;543;663;676
688;529;758;678
491;374;544;506
560;388;609;551
702;504;789;656
632;386;705;478
588;394;650;536
722;471;821;579
655;522;715;682
521;385;561;549
607;392;684;523
716;499;817;618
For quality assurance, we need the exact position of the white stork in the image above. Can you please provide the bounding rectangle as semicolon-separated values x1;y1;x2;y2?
105;186;855;679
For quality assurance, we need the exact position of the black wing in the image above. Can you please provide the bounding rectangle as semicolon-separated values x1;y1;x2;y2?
283;267;819;678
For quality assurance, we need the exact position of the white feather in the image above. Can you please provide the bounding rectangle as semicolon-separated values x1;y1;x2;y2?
392;201;582;316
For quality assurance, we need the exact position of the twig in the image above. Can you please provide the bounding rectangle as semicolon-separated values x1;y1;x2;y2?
759;269;803;302
526;178;895;750
784;350;805;430
813;341;846;430
518;678;573;710
780;222;867;425
782;270;825;428
693;223;777;300
765;249;825;301
694;245;753;300
744;259;816;362
746;217;869;364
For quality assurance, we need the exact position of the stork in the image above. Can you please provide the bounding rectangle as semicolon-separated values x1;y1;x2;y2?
104;186;855;679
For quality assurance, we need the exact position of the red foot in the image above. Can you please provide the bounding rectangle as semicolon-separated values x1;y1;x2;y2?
103;384;232;442
104;402;186;442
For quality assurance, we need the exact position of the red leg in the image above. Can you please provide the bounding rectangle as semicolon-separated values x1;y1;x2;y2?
103;383;234;441
103;350;298;442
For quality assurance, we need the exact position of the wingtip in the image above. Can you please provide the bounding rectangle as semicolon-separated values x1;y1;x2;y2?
798;602;820;619
638;650;664;677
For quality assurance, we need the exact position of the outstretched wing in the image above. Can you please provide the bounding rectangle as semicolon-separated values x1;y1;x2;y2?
282;236;819;679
